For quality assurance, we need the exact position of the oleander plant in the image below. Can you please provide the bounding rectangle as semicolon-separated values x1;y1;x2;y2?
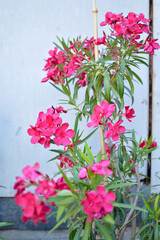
14;10;160;240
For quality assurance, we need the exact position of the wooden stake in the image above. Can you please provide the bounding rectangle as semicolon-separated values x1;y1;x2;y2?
92;0;106;158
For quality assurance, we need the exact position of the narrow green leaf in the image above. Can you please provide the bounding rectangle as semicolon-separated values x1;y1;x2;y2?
56;206;65;222
49;82;67;95
74;226;83;240
116;72;124;98
69;228;77;240
77;149;93;165
103;214;115;225
62;85;70;96
112;202;147;212
111;85;120;99
154;223;159;240
82;220;92;240
135;223;153;238
120;59;125;76
47;155;59;162
0;222;14;227
53;42;66;53
49;206;82;233
95;219;112;240
104;71;111;101
84;141;94;163
57;164;78;196
154;195;160;213
133;57;148;67
125;74;134;96
106;182;136;190
76;128;97;146
142;196;154;214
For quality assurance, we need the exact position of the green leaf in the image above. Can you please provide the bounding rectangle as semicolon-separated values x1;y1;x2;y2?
57;164;78;196
56;206;65;222
77;149;93;165
84;141;94;163
57;190;73;197
142;196;154;214
62;85;70;96
49;82;67;95
53;42;66;53
104;71;111;101
133;57;148;67
154;223;159;240
74;226;83;240
76;128;98;146
154;195;160;213
103;214;115;225
49;206;82;233
82;220;92;240
111;85;120;99
116;72;124;98
112;202;147;212
125;74;134;96
69;228;77;240
106;182;136;190
0;222;13;227
135;223;153;238
120;58;125;76
95;219;112;240
47;155;59;162
127;66;143;84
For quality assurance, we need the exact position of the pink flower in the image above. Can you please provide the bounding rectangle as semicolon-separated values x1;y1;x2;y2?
55;177;70;190
101;101;116;118
81;185;116;222
121;106;135;122
54;123;75;146
144;38;160;55
15;192;50;225
87;105;103;128
35;179;57;200
105;120;126;141
87;101;116;128
89;160;113;176
139;140;157;149
79;167;88;179
96;32;107;45
58;154;75;168
22;163;40;182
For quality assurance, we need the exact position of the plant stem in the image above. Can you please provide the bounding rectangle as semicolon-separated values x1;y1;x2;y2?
118;162;142;240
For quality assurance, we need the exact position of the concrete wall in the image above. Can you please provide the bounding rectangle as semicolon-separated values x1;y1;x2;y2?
0;0;158;197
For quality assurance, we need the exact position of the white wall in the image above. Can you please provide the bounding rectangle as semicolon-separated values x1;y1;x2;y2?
0;0;151;196
151;0;160;192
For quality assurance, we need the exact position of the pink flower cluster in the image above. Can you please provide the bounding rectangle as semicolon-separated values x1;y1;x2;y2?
58;154;75;168
87;102;137;141
14;163;69;225
100;12;160;54
105;120;126;141
139;140;157;149
120;106;135;122
42;37;95;86
81;185;116;222
87;100;116;128
27;107;75;148
79;159;113;179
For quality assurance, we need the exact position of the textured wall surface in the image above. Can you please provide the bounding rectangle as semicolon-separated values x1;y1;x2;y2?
0;0;153;197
